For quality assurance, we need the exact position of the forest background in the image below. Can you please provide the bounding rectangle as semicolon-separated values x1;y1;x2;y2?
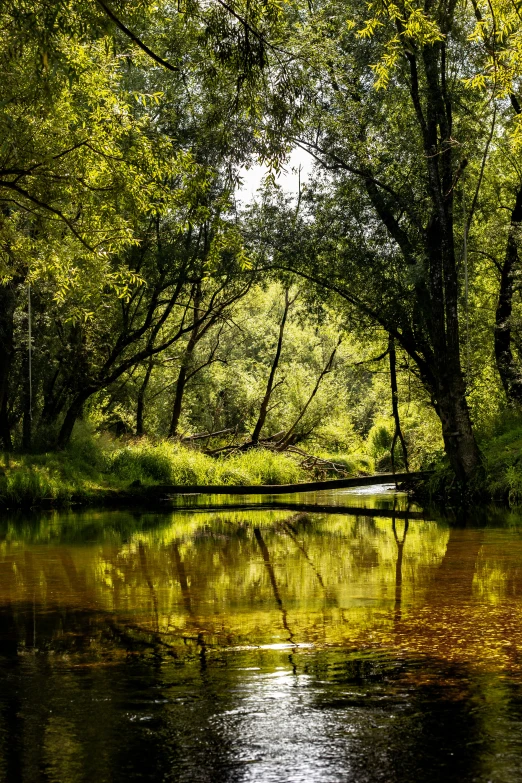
2;0;522;504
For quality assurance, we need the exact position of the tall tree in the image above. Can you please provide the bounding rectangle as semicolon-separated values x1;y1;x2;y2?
242;0;516;483
494;183;522;405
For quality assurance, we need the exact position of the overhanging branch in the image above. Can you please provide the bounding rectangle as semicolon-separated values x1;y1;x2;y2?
96;0;179;72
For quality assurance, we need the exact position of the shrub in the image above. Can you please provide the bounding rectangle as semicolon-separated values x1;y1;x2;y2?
0;468;71;508
318;452;374;475
217;466;254;485
366;418;394;470
108;443;174;483
217;449;305;485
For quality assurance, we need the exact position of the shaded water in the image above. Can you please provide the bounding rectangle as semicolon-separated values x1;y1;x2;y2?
2;492;522;781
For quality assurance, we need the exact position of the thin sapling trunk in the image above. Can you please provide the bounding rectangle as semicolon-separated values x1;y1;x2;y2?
169;282;202;438
251;289;295;445
136;357;154;436
389;335;409;473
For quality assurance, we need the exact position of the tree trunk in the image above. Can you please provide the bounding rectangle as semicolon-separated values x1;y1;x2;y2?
169;282;202;438
389;335;409;473
22;325;31;451
494;185;522;405
408;41;482;484
169;365;189;438
363;68;483;484
434;371;483;484
40;367;67;427
22;409;31;452
0;282;18;451
251;289;292;445
0;395;10;452
407;223;483;484
136;359;153;436
56;392;90;449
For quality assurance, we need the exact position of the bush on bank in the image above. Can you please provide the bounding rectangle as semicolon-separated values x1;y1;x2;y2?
415;411;522;504
482;418;522;504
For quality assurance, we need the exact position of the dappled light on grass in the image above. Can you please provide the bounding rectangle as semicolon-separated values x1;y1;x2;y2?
0;441;312;509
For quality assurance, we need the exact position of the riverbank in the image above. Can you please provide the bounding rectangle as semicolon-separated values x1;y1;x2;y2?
0;438;375;509
1;420;521;509
414;415;522;504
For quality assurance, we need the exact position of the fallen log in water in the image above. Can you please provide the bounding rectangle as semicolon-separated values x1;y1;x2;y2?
139;471;429;497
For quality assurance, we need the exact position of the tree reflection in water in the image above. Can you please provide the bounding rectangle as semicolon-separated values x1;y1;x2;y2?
0;503;522;781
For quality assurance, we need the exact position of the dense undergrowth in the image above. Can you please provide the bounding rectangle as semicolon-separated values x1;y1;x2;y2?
0;415;397;508
0;435;321;509
3;408;522;509
417;410;522;504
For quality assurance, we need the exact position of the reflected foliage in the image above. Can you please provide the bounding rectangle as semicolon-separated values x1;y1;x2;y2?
1;504;522;781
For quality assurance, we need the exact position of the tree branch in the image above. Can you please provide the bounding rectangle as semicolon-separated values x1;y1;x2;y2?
96;0;179;72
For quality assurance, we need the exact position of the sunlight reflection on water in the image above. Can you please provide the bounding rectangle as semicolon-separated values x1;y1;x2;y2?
1;496;522;781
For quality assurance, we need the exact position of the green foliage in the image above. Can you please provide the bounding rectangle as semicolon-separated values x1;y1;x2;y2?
0;469;63;508
482;417;522;503
108;442;176;484
106;441;306;486
316;452;375;475
413;412;522;503
0;436;308;508
312;415;362;453
2;0;522;497
216;449;305;485
367;418;394;468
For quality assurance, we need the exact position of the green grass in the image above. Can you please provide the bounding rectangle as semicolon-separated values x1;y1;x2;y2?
0;436;311;509
0;425;445;510
311;451;374;475
105;441;307;486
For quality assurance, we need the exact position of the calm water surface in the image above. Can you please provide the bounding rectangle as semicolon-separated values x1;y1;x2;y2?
2;491;522;782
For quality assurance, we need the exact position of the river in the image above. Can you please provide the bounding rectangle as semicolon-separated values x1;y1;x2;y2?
1;489;522;781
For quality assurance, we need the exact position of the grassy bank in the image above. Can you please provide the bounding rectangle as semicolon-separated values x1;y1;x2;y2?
0;437;321;509
7;414;522;510
483;418;522;504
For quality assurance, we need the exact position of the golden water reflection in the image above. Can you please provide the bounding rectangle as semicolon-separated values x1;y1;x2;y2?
3;504;522;782
1;506;522;672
